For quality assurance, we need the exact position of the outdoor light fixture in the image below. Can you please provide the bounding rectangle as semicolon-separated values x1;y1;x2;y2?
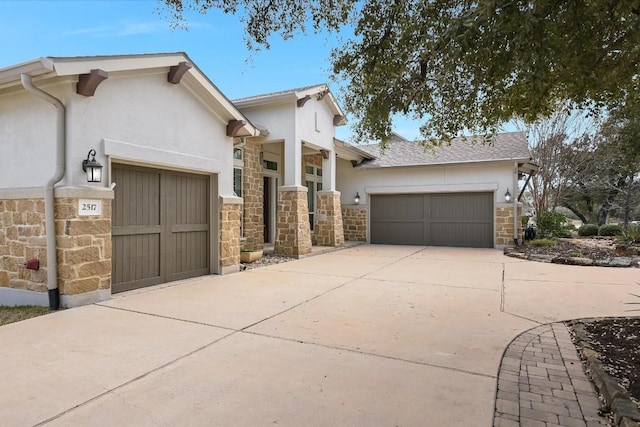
504;188;512;203
82;149;103;183
354;192;360;204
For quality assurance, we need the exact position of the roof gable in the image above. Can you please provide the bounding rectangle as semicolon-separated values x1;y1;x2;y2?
0;53;259;137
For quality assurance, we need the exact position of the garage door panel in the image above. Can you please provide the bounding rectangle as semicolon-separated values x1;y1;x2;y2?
112;233;162;293
370;192;493;248
112;164;210;293
430;222;493;248
370;221;424;245
371;194;423;221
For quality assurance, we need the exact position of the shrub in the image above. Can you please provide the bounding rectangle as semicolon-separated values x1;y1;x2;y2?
598;224;622;236
536;211;568;238
528;238;556;247
578;224;599;237
555;228;573;238
619;225;640;245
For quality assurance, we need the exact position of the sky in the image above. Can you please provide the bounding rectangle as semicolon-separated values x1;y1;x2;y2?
1;0;427;142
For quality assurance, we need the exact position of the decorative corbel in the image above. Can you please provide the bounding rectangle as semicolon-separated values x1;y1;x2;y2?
227;120;246;137
297;95;311;107
333;115;345;126
76;69;108;97
168;62;192;84
320;149;330;160
316;90;329;100
351;160;359;167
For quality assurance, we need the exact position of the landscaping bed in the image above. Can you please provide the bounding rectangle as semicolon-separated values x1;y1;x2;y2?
505;237;640;267
568;317;640;425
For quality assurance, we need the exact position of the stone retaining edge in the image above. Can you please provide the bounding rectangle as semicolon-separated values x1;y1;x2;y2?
567;320;640;427
503;247;640;268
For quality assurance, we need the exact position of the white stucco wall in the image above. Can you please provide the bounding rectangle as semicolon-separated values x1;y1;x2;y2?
336;158;516;206
0;88;60;188
238;97;338;188
0;71;235;194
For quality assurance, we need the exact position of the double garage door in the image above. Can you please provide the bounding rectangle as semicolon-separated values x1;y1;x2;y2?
370;192;494;248
112;164;210;293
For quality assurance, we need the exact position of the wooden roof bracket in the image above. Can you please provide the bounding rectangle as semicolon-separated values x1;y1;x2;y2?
168;61;192;84
227;120;246;137
297;95;311;107
76;69;108;97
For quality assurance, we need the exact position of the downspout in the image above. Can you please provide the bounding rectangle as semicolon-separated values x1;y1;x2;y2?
20;74;65;310
513;161;519;246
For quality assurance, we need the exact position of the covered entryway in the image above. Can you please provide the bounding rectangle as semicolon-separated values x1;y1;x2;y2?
111;164;211;293
370;192;493;248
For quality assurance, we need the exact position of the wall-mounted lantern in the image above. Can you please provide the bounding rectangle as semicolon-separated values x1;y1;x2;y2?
354;192;360;204
82;149;103;183
504;188;512;203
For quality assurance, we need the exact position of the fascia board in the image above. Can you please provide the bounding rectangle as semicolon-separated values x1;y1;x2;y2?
0;57;55;86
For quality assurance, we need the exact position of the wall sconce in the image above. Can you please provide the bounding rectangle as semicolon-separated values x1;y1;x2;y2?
354;192;360;204
82;149;103;183
504;188;511;203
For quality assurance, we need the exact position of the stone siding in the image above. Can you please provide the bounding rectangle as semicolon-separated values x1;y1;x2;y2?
275;187;312;257
314;191;344;247
0;196;111;298
0;199;47;292
241;140;264;251
496;204;522;246
220;199;241;269
342;206;368;242
55;198;112;295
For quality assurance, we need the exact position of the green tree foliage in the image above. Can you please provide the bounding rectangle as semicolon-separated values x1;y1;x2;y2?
161;0;640;144
561;95;640;225
535;211;569;239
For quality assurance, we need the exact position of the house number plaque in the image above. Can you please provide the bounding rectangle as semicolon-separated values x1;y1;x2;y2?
78;199;102;216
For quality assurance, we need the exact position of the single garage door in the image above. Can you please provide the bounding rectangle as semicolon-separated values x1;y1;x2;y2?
112;164;210;293
370;192;493;248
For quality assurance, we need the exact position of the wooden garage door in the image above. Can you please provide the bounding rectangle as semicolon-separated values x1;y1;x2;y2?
112;164;210;293
370;193;493;248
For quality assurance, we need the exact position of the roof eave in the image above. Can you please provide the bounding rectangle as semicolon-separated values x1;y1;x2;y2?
356;157;532;169
0;57;55;87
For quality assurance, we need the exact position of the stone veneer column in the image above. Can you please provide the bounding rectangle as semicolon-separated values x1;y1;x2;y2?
314;191;344;247
242;140;264;251
341;205;368;242
55;193;112;307
219;196;242;274
495;204;522;246
0;186;113;308
275;186;312;257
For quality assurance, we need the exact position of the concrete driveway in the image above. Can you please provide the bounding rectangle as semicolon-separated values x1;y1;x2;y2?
1;245;637;426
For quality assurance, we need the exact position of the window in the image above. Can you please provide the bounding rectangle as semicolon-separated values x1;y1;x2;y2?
262;159;278;171
233;147;243;160
233;168;242;198
304;165;323;231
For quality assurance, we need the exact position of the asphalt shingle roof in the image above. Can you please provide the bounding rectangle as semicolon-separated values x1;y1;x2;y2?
356;131;530;168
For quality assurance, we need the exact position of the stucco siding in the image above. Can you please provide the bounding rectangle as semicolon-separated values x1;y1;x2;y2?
69;72;234;193
0;88;62;189
297;98;336;151
336;158;514;206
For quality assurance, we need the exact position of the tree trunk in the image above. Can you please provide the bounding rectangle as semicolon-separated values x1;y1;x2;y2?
562;203;588;224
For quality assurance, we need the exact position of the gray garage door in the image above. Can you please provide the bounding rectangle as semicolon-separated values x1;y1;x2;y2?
370;193;493;248
112;164;210;293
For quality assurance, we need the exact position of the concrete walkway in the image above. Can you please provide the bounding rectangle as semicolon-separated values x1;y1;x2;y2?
1;245;637;426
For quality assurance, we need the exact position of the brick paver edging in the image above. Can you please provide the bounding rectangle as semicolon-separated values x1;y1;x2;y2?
568;320;640;427
494;323;611;427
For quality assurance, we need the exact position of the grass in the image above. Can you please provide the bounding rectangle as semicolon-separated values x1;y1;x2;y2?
528;238;556;247
0;305;50;327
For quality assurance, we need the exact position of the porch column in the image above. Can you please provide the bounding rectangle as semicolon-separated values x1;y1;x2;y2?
314;190;344;247
274;185;312;257
241;140;264;251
